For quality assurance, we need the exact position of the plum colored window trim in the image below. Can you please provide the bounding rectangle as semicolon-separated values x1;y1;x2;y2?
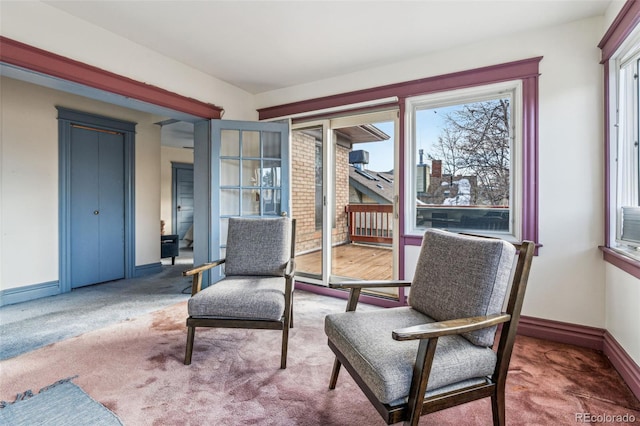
599;0;640;277
601;247;640;280
599;0;640;63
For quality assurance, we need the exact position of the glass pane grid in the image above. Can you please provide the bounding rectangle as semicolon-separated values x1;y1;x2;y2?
219;129;284;218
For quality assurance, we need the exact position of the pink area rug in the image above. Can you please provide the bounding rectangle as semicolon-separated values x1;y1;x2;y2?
1;291;638;425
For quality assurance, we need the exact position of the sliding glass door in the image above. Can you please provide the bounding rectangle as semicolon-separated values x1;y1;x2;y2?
292;111;399;297
291;122;329;281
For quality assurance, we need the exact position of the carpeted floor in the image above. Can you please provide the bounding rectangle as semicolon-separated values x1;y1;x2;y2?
0;250;193;360
0;289;638;425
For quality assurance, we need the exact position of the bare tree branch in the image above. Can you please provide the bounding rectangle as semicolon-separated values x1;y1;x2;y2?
431;99;510;205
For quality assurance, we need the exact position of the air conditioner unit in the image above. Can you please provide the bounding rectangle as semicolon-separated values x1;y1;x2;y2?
349;150;369;165
621;206;640;245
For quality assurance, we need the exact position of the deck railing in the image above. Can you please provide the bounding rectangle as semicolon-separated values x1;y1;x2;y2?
345;204;393;245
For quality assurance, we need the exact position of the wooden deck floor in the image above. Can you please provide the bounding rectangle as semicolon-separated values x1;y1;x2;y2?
296;243;393;281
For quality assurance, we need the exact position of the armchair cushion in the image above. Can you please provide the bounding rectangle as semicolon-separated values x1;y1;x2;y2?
325;307;497;405
409;229;516;347
224;217;292;277
188;276;286;321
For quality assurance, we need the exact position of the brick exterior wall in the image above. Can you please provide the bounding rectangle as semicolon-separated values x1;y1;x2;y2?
334;143;350;246
291;130;350;255
291;130;320;253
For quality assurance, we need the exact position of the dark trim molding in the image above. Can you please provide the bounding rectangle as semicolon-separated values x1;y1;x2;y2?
0;36;223;119
0;281;60;307
258;57;542;121
518;315;606;350
604;331;640;400
598;0;640;63
601;247;640;279
518;315;640;400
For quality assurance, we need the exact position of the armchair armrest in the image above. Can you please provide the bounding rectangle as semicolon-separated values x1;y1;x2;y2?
183;258;226;296
284;259;296;280
183;259;225;277
392;313;510;341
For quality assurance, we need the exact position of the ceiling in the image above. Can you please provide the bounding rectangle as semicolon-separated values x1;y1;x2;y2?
44;0;613;95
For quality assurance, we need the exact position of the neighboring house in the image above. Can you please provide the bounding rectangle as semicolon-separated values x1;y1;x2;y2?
349;165;394;205
1;1;639;401
418;160;478;206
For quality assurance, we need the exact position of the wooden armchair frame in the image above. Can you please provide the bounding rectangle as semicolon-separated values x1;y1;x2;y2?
328;239;535;426
183;219;296;369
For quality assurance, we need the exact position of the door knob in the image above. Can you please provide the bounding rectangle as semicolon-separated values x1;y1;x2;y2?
177;205;182;211
94;210;100;215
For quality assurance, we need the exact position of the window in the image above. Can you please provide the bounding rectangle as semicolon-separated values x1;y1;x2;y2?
406;81;522;240
259;57;541;248
607;32;640;260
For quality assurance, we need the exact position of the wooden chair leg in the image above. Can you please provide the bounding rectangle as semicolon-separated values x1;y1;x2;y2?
491;388;506;426
329;358;342;389
184;326;195;365
281;324;289;369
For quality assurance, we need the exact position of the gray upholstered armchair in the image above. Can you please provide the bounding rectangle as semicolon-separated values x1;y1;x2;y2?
325;229;534;425
183;216;296;369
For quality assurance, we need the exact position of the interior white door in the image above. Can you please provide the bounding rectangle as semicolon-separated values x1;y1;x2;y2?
193;119;290;285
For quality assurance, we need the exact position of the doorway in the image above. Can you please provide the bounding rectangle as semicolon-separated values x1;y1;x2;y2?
292;110;399;297
192;119;290;285
58;107;136;292
172;162;194;245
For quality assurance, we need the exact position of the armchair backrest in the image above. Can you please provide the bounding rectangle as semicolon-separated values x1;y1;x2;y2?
224;217;293;277
409;229;516;347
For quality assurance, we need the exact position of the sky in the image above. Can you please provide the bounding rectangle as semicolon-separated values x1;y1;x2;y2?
356;121;395;172
357;105;459;173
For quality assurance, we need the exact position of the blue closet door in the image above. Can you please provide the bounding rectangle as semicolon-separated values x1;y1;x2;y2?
70;126;125;288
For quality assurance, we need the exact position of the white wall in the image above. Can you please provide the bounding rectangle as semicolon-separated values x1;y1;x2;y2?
0;77;165;290
0;1;256;121
606;265;640;365
604;1;627;29
1;77;59;290
260;16;608;328
160;146;194;235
